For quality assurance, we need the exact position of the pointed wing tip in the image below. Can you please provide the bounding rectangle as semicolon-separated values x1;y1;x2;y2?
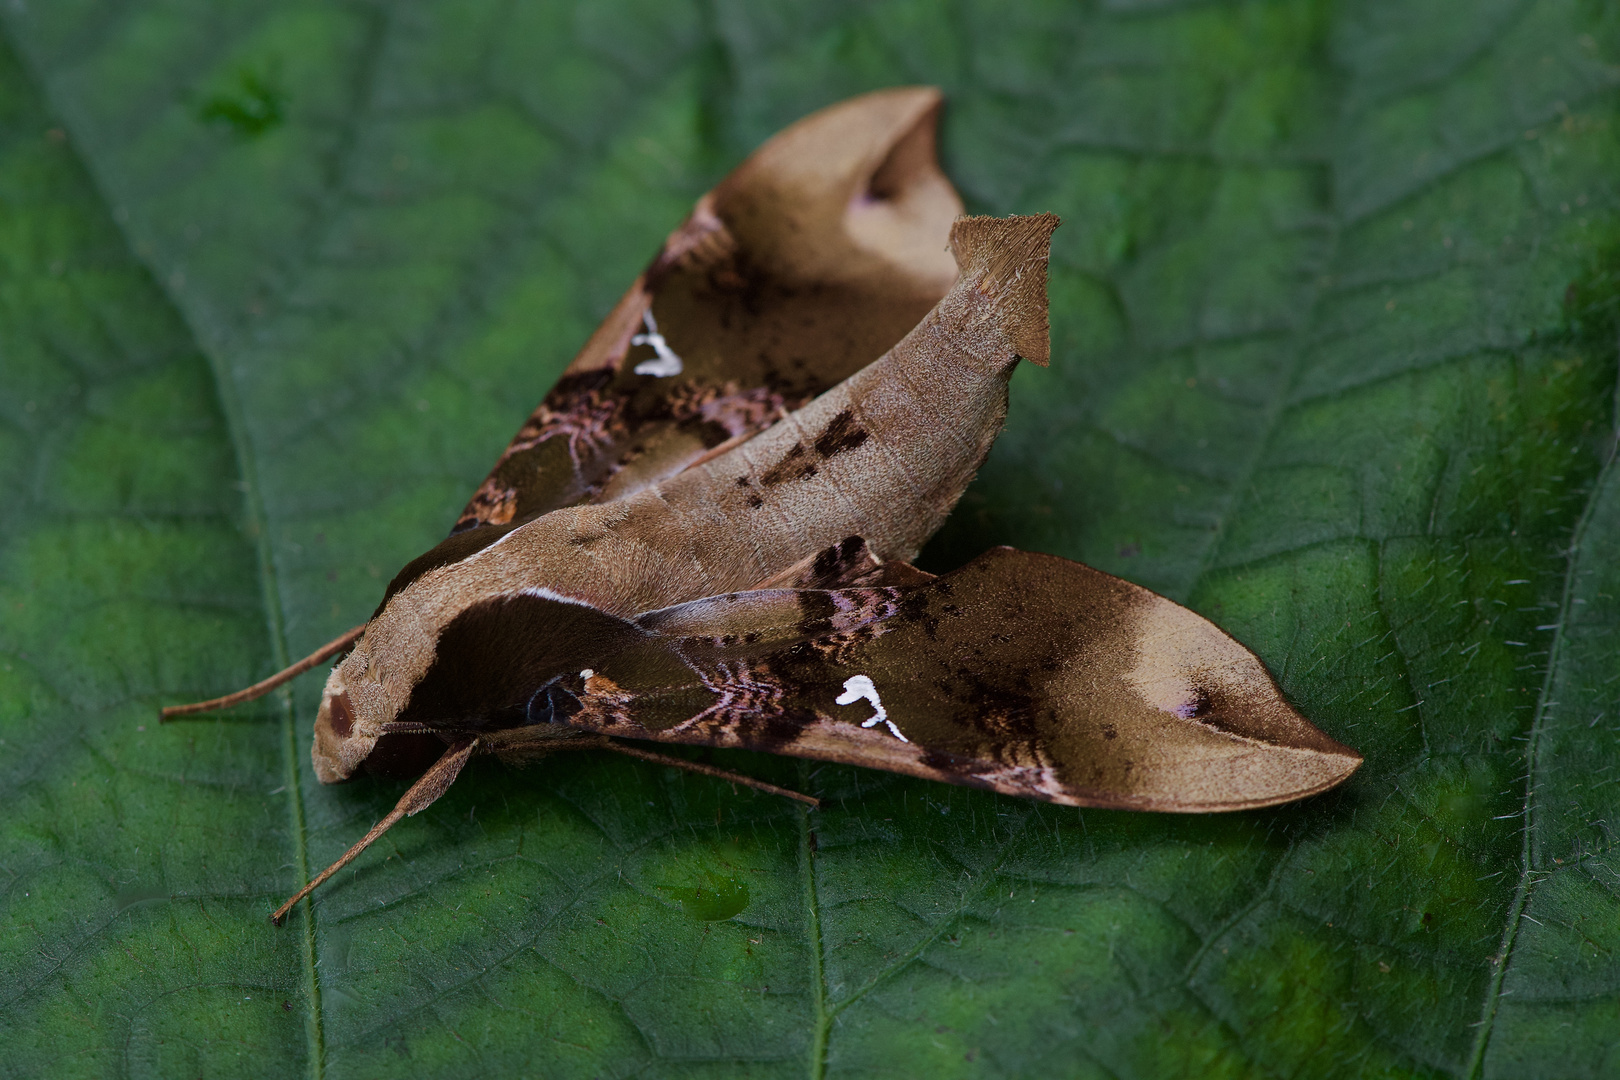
1230;737;1363;811
862;83;943;104
1225;708;1362;810
1324;741;1365;784
947;213;1061;364
824;84;945;121
746;85;950;175
1281;708;1364;782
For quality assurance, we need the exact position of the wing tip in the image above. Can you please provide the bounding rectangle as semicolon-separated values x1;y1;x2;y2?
947;213;1061;365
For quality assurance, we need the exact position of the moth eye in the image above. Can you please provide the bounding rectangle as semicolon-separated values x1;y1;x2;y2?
328;691;356;739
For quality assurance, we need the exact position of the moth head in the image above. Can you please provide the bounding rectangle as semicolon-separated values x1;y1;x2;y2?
310;590;658;784
311;636;386;784
308;624;444;783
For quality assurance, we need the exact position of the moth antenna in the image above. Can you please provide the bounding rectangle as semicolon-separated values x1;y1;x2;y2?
272;738;478;925
161;623;366;721
603;741;820;807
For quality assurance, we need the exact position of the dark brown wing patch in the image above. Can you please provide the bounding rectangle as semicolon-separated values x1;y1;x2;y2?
759;409;871;488
374;517;530;615
747;535;882;590
456;366;790;532
813;409;870;458
395;592;663;731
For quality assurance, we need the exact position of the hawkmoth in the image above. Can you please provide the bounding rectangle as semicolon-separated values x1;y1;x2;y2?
163;88;1361;924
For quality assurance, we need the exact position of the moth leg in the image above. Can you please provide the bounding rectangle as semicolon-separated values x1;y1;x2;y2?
162;623;366;720
271;737;478;925
481;727;818;805
601;741;819;807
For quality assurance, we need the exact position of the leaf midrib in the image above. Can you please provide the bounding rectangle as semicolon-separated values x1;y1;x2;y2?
0;16;332;1075
0;14;752;1074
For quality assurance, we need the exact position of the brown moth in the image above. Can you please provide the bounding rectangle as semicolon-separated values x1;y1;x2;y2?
162;88;1361;924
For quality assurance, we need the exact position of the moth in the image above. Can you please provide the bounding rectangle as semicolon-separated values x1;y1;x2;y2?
163;88;1361;924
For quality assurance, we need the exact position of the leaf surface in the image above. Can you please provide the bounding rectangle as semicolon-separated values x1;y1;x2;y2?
2;2;1619;1077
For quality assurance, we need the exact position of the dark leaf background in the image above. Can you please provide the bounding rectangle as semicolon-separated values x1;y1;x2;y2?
3;2;1619;1077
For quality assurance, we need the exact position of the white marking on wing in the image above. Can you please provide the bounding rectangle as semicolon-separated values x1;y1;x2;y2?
514;585;599;609
632;309;683;377
835;674;907;742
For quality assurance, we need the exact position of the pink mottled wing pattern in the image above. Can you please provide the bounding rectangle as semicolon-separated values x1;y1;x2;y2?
452;88;963;534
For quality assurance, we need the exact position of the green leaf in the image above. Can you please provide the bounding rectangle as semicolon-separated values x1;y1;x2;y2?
2;2;1619;1077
